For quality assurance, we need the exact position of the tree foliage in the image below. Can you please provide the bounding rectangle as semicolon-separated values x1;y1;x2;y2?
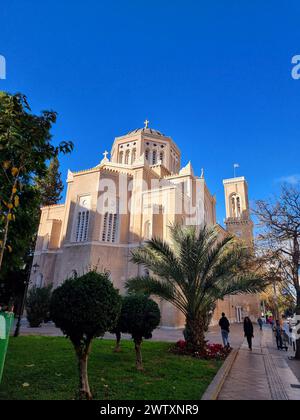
121;295;161;340
119;294;160;370
50;271;121;399
0;91;73;273
0;186;41;306
127;224;266;352
0;91;73;305
254;184;300;358
261;283;296;318
26;284;52;328
35;157;64;206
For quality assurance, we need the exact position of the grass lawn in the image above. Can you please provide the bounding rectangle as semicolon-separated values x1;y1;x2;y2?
0;336;221;400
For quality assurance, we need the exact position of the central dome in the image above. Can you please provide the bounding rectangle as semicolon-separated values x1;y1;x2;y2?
126;128;166;137
111;124;181;173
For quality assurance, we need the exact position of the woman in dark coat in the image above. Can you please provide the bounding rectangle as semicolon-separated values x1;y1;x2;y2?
244;317;254;351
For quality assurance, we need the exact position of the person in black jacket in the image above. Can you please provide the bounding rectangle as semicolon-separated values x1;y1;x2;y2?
219;313;230;348
244;317;254;351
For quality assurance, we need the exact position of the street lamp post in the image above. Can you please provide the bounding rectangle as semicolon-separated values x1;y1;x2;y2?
14;262;39;338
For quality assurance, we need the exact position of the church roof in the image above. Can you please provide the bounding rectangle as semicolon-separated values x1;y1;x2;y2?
126;128;166;137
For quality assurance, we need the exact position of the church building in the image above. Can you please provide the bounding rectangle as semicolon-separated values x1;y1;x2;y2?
31;123;261;327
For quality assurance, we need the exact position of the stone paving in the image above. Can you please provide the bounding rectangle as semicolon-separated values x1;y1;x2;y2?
14;319;300;400
218;325;300;400
14;318;244;346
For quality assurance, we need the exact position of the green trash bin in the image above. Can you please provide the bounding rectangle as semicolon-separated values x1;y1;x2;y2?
0;312;14;384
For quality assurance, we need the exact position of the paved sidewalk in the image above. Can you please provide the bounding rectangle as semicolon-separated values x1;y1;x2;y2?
13;319;244;346
218;326;300;400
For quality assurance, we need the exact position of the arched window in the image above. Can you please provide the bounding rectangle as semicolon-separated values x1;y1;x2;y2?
175;156;179;173
102;213;109;242
231;196;236;217
74;197;90;243
171;157;175;173
101;201;119;243
125;150;130;164
75;210;90;242
152;150;157;165
230;194;241;218
131;148;136;164
118;151;124;164
159;152;164;164
145;149;150;162
69;270;78;279
236;196;241;217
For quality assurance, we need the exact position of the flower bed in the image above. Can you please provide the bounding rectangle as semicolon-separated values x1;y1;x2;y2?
170;340;231;360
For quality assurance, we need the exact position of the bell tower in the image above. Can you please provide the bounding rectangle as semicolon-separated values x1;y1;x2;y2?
223;177;253;246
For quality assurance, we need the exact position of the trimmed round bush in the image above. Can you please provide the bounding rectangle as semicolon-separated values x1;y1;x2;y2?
50;271;121;399
109;296;125;353
120;294;161;370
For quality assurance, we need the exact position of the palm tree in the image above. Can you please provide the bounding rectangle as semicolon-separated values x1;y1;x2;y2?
126;224;266;352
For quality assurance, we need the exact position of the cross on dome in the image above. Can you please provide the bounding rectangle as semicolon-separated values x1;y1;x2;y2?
144;119;149;129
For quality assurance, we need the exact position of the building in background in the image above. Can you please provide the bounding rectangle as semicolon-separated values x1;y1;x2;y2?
31;124;260;327
212;177;261;324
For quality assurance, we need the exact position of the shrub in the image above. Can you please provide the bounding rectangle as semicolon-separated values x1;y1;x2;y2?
50;271;121;400
109;296;124;353
26;284;52;328
171;340;231;360
204;343;230;359
120;295;160;370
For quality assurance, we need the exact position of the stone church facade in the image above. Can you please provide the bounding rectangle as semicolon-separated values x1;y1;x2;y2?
31;125;261;327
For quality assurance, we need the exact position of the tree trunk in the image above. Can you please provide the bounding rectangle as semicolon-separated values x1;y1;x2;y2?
185;315;206;353
0;212;10;272
75;341;93;400
114;331;121;352
0;176;19;272
273;281;280;321
292;235;300;360
134;338;143;371
79;353;92;400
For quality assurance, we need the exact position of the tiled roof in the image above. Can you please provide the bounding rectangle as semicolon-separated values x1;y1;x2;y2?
126;128;165;136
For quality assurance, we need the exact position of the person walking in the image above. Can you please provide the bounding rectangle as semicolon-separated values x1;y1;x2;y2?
257;317;263;331
244;317;254;351
219;312;230;348
274;320;283;350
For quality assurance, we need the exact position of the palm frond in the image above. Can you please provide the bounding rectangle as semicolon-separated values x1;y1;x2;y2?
131;238;187;292
125;276;188;315
129;223;263;320
211;273;268;299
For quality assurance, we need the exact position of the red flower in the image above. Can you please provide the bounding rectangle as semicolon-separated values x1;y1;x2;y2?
176;340;187;349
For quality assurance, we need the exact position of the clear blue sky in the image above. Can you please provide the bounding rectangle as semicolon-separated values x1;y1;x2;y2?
1;0;300;223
